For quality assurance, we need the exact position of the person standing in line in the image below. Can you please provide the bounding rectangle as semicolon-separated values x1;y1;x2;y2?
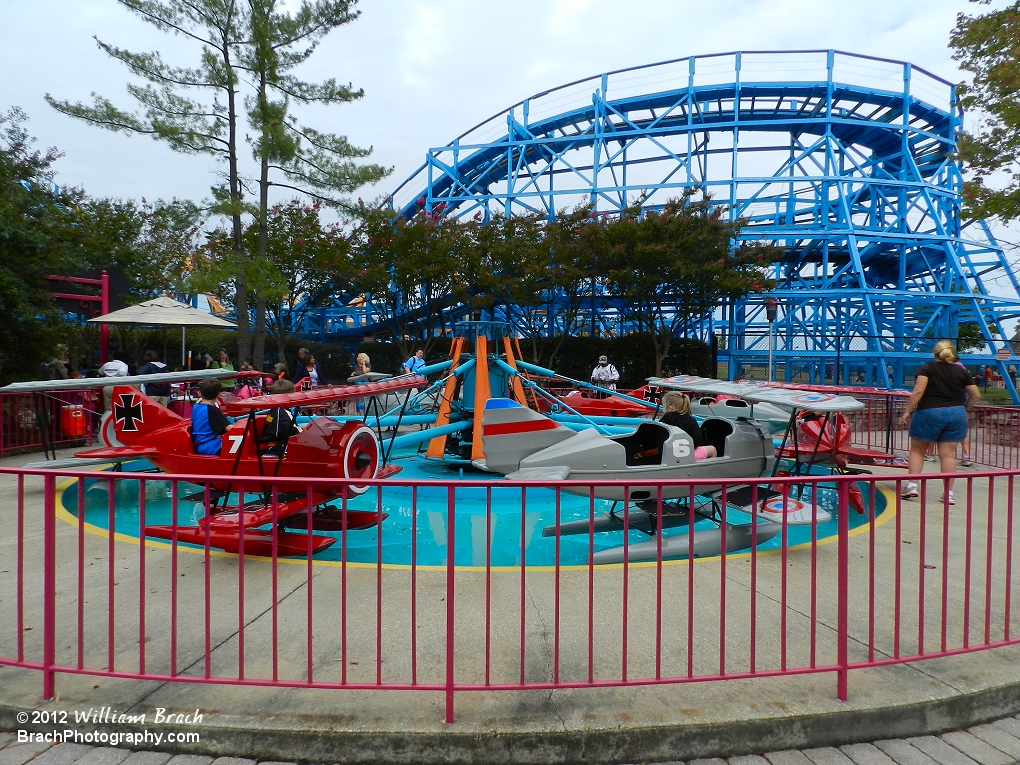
899;341;980;505
98;359;131;412
137;350;171;406
349;352;372;413
352;352;372;377
41;344;70;380
212;348;234;371
590;355;620;393
953;359;973;467
402;349;426;375
293;352;326;388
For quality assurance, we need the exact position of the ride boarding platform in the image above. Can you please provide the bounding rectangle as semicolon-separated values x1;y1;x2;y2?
2;448;1020;765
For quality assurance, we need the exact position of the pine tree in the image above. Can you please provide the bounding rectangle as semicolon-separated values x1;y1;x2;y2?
47;0;389;367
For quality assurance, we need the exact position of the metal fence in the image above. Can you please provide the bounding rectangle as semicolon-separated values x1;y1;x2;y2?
840;392;1020;471
1;467;1017;724
716;333;1018;395
0;390;95;457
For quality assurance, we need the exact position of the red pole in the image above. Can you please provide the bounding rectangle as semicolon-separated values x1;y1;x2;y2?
836;479;850;700
100;271;110;363
445;486;456;723
43;474;56;700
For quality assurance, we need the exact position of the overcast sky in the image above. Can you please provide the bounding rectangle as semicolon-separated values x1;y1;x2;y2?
7;0;1020;283
1;0;980;205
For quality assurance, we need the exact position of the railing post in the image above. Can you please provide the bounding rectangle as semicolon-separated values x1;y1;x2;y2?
43;473;56;700
445;485;456;723
836;478;850;701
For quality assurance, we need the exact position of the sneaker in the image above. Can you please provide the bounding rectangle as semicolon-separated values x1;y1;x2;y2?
924;455;936;463
939;491;955;505
960;455;972;467
901;482;919;499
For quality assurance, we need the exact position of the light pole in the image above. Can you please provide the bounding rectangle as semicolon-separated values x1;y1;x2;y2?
765;297;778;382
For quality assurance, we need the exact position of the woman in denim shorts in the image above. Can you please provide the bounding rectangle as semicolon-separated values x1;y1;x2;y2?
899;341;981;504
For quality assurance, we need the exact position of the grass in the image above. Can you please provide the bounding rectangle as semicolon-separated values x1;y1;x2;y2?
978;387;1017;406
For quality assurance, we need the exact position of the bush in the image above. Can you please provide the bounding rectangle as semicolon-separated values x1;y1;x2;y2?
521;334;711;388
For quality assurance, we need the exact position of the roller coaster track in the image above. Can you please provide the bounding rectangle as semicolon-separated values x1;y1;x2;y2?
312;51;1020;397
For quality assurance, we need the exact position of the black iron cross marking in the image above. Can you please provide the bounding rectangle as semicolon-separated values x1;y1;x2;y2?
114;393;144;432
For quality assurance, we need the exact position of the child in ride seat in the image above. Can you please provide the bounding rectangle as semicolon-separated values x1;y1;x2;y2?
192;378;232;456
659;391;717;460
259;379;298;456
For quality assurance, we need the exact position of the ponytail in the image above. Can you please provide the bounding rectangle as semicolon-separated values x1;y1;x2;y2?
932;340;959;363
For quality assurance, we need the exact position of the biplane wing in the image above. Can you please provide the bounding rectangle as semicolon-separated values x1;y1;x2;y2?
220;375;427;415
0;368;244;393
748;380;911;398
648;375;865;413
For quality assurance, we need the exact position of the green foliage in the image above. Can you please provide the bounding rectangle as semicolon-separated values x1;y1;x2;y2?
957;322;996;353
522;334;712;387
47;0;389;367
951;2;1020;222
0;106;215;382
200;201;348;361
604;190;773;375
46;0;256;360
0;108;82;383
349;205;467;358
336;194;769;369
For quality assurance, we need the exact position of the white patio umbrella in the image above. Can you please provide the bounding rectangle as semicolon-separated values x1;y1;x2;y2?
89;295;236;366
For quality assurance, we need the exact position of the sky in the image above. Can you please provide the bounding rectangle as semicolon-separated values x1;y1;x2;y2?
4;0;1019;280
0;0;984;207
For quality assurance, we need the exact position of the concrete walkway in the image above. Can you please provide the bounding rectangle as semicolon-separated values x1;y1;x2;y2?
3;448;1020;765
5;716;1020;765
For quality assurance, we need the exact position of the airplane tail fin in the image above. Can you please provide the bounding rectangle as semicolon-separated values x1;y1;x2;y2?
107;385;184;445
478;398;573;475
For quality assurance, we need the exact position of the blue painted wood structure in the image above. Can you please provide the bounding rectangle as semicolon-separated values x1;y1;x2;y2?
376;50;1020;398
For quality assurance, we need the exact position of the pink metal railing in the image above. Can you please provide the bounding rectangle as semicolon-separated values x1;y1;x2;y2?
1;467;1017;722
0;389;95;457
846;394;1020;470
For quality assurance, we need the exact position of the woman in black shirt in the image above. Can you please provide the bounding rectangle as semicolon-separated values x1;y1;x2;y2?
659;391;717;460
899;341;980;504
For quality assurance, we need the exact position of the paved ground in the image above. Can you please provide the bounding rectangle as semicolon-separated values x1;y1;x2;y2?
5;716;1020;765
3;447;1020;765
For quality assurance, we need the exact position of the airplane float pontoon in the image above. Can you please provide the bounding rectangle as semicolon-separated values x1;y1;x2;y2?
467;373;866;564
6;339;883;564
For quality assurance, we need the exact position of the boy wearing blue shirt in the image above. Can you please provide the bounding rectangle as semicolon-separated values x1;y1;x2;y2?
191;378;231;455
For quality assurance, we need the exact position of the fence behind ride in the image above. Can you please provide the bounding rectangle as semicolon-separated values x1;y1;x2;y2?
1;468;1017;723
0;389;95;457
715;332;1016;391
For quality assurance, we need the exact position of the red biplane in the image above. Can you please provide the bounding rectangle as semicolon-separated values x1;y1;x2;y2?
74;376;426;556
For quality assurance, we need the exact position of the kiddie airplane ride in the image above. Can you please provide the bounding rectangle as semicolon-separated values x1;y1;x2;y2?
28;369;427;557
8;338;876;564
326;328;869;565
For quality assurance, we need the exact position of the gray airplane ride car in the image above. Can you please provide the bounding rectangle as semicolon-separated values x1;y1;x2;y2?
477;398;776;501
475;378;865;564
